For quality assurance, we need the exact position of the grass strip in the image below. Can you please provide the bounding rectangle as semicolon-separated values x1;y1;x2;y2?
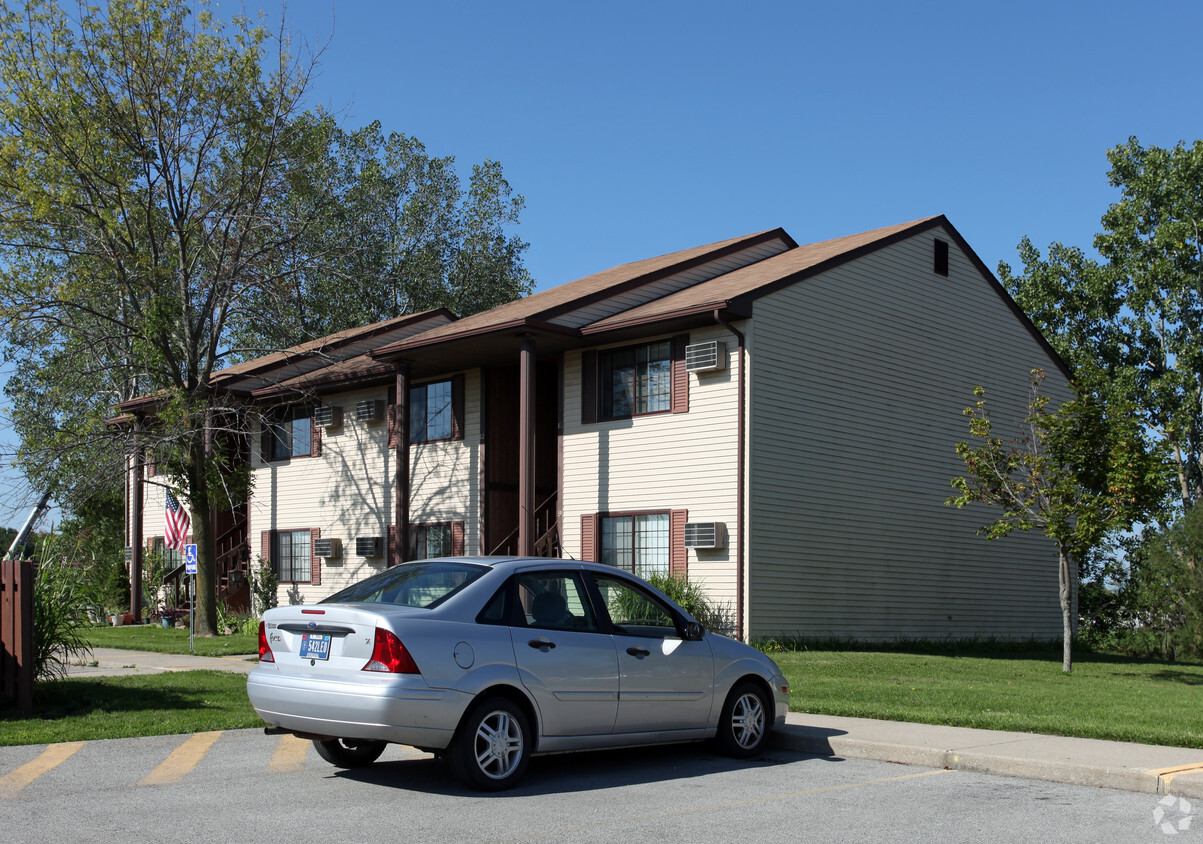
82;625;256;656
778;648;1203;749
0;672;262;746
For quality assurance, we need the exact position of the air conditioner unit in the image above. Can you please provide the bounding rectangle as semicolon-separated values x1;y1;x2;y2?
313;405;343;428
683;522;726;549
355;536;383;558
313;538;341;559
355;400;385;422
684;340;727;373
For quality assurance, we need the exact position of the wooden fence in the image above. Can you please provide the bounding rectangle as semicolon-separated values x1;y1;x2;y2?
1;559;34;714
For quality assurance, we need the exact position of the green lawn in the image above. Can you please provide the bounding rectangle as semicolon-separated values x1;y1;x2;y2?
776;647;1203;749
0;672;261;746
82;624;257;656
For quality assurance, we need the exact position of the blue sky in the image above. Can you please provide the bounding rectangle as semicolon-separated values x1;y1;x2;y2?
2;0;1201;528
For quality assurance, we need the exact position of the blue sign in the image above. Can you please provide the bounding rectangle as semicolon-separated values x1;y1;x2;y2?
184;543;198;574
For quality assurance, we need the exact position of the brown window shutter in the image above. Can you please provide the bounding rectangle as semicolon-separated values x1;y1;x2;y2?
580;514;598;562
261;415;273;462
451;374;466;441
670;509;687;578
310;528;321;585
387;384;399;449
581;351;597;424
671;334;689;414
311;417;322;457
451;521;465;556
261;531;272;564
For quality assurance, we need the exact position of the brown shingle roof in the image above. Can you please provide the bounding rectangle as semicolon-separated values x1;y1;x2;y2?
584;216;944;332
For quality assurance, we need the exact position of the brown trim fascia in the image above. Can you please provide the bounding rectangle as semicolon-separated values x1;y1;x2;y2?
250;364;396;400
579;301;752;335
533;228;797;322
371;318;581;360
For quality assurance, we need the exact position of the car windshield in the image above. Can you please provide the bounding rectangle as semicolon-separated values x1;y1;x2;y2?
321;561;487;608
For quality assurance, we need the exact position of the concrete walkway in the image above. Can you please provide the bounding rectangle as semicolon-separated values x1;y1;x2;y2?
64;648;1203;799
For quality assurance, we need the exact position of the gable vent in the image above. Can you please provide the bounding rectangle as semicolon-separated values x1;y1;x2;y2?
355;400;385;422
685;340;727;373
683;522;726;549
313;538;341;559
355;536;383;558
313;405;343;428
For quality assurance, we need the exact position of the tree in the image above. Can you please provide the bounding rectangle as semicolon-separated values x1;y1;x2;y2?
999;138;1203;515
0;0;320;635
1131;505;1203;659
229;117;532;354
948;370;1165;672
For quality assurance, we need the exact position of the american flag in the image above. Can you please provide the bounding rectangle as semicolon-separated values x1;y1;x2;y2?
164;490;191;552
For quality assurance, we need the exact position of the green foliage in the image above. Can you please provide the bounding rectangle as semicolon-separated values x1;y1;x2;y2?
999;137;1203;513
640;573;734;636
948;369;1165;672
1129;506;1203;659
250;556;278;616
32;556;92;682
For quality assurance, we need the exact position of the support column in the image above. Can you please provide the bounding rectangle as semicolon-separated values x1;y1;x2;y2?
518;335;536;556
394;363;411;565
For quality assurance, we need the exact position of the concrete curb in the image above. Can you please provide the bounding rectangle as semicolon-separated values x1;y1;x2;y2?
781;713;1203;799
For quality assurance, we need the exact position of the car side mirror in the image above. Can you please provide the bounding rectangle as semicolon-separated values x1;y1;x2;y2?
682;621;705;641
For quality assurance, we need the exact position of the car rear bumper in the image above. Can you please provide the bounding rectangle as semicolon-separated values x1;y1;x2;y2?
247;666;470;750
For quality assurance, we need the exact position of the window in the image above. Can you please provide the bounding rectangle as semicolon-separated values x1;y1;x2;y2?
149;537;183;570
934;238;950;276
323;561;486;608
517;571;598;631
591;573;678;638
601;513;670;578
410;379;454;442
410;524;451;560
263;406;312;461
601;341;671;418
272;529;312;582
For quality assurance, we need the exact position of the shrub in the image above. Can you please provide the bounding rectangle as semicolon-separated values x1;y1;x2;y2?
641;573;734;636
32;558;92;681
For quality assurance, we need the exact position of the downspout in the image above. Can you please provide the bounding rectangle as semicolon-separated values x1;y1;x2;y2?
394;363;411;565
715;309;746;641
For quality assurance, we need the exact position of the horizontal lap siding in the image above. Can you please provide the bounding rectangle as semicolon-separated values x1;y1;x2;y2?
248;375;481;604
747;228;1067;641
561;325;741;609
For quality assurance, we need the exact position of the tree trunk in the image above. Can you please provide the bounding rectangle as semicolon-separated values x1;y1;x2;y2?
1058;542;1073;673
187;435;218;637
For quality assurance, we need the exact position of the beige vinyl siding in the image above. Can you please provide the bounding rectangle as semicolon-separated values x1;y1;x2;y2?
549;241;791;328
746;227;1068;640
249;373;481;603
561;325;742;608
141;481;169;541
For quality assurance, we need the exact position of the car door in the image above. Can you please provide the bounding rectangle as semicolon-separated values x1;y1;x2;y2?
509;570;619;737
589;572;715;734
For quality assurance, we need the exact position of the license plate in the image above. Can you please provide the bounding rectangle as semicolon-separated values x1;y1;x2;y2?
299;633;331;660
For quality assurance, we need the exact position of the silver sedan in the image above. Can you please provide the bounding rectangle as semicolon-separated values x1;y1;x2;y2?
246;556;790;790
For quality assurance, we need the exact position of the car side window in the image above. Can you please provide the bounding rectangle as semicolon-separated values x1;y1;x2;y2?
517;572;598;632
591;573;679;638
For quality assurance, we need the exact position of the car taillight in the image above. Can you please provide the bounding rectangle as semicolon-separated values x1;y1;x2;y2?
362;627;420;674
258;621;275;663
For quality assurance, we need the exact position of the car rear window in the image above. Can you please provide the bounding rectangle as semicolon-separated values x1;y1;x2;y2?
321;561;487;608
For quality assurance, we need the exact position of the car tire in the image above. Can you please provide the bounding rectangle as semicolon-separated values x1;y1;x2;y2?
449;695;531;791
312;737;387;768
716;681;770;758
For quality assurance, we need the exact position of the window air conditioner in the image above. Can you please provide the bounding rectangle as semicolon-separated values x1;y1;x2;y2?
355;400;385;422
313;538;341;559
683;522;726;549
356;536;383;558
313;405;343;428
684;340;727;373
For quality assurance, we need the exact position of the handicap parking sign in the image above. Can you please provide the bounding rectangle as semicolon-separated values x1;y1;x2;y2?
184;543;198;574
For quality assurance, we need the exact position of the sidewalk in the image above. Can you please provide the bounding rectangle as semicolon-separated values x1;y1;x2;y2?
64;648;1203;799
779;712;1203;799
65;647;258;677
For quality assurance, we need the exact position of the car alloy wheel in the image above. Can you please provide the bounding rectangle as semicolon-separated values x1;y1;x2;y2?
717;681;769;757
451;695;531;790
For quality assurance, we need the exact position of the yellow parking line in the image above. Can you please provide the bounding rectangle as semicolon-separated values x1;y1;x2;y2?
0;742;86;800
139;731;222;786
269;734;311;773
1147;762;1203;776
